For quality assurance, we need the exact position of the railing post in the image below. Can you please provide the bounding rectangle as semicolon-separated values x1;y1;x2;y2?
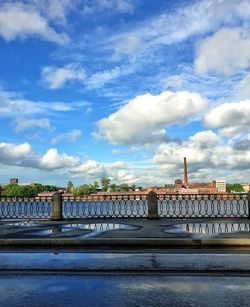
147;191;159;219
51;192;63;221
248;191;250;219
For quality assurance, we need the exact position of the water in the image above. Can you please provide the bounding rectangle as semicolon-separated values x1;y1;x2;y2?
4;222;139;238
180;222;250;234
164;222;250;236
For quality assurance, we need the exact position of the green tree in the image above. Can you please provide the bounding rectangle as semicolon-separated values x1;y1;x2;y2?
3;183;58;197
131;184;137;191
74;184;91;196
226;183;244;193
119;183;130;192
100;177;111;192
89;181;100;194
66;181;74;193
109;183;117;192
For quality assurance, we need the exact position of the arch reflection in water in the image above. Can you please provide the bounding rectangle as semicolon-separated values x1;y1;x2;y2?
4;222;139;238
180;223;250;235
44;223;138;237
63;223;138;238
7;221;43;227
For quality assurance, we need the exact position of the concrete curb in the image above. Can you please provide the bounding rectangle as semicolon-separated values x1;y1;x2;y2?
1;252;250;272
1;237;250;247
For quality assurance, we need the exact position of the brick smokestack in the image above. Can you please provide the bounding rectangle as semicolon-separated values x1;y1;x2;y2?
184;157;188;185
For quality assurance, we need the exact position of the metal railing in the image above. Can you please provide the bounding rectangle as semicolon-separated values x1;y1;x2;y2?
0;196;52;219
0;192;249;220
63;194;148;218
158;193;249;218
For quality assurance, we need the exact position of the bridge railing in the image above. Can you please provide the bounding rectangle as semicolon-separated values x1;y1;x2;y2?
0;196;52;219
63;194;148;218
157;193;249;218
0;192;249;220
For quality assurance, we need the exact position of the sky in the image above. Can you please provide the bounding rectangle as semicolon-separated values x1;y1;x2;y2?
0;0;250;186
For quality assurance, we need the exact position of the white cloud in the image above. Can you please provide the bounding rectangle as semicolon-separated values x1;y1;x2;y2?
12;117;53;133
0;142;80;171
70;159;139;184
153;130;250;181
109;0;250;58
31;0;74;25
86;65;135;89
51;130;82;144
95;91;206;145
238;74;250;98
0;142;32;164
195;28;250;75
0;2;68;44
83;0;134;14
113;34;141;56
39;148;80;170
41;64;86;89
0;90;90;116
204;100;250;137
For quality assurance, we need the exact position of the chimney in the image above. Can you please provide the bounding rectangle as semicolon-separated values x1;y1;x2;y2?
184;157;188;186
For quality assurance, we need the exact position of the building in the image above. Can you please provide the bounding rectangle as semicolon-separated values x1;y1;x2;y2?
10;178;18;184
216;180;226;193
241;184;250;192
174;158;218;193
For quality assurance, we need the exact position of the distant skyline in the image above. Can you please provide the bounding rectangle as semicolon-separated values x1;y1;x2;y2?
0;0;250;186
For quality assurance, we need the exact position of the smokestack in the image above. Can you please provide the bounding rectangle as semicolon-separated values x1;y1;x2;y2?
184;157;188;185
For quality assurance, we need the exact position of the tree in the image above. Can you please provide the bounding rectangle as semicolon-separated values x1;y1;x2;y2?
100;177;111;192
226;183;244;193
73;184;92;196
131;184;137;191
3;183;58;197
109;183;117;192
119;183;130;192
89;181;100;194
66;181;74;193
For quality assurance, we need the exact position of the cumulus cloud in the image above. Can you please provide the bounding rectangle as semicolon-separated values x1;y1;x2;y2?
39;148;80;170
195;28;250;75
0;142;80;170
153;130;250;180
51;130;82;144
204;100;250;136
70;159;139;184
95;91;206;145
12;117;53;133
0;142;33;165
41;64;86;89
0;2;68;44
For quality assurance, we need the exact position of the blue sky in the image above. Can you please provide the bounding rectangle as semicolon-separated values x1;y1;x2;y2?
0;0;250;186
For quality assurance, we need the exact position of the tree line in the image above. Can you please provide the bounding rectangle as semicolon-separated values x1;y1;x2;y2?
0;183;58;197
67;177;137;196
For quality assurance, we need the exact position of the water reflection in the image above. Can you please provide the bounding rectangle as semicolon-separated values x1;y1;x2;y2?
39;223;137;237
4;221;138;238
7;221;43;227
180;223;250;235
74;223;138;238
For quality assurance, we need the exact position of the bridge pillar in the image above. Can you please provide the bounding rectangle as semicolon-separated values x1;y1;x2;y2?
147;191;159;219
51;192;63;221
